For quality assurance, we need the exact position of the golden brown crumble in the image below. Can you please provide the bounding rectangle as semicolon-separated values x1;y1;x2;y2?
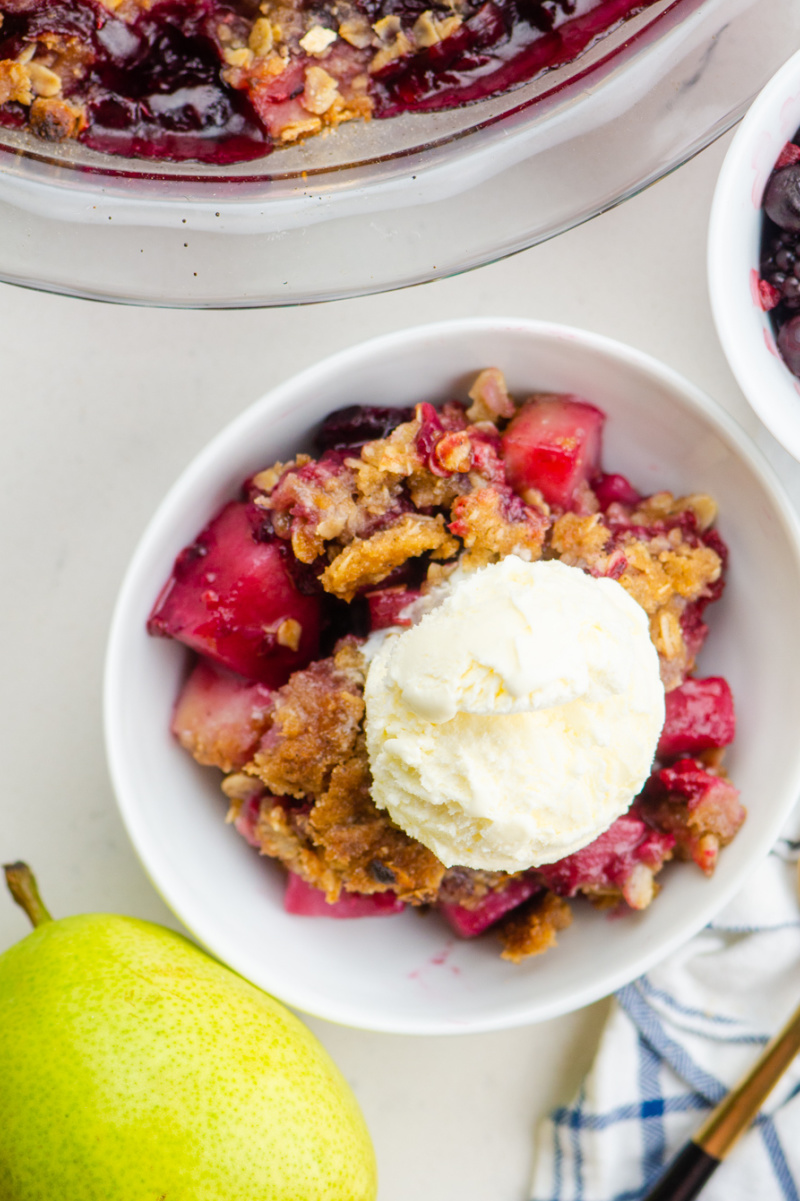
319;513;459;600
216;6;375;146
248;639;366;797
222;771;266;808
351;414;425;506
369;17;412;71
466;367;515;424
0;60;33;106
256;799;343;900
307;747;446;902
235;645;447;903
295;482;359;559
338;15;373;47
412;10;462;46
433;429;473;473
302;65;339;114
498;892;573;962
258;399;520;590
276;618;302;651
630;491;718;532
618;538;721;614
450;487;547;569
299;25;338;54
254;776;445;904
548;502;721;691
252;458;303;494
407;468;469;511
0;31;94;121
26;61;61;97
29;95;86;139
550;512;610;563
618;533;721;690
248;17;275;55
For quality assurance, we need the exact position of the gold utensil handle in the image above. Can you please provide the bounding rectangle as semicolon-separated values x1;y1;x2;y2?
643;999;800;1201
694;1000;800;1160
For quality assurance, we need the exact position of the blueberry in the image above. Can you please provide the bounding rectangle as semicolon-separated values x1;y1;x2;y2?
784;277;800;300
764;166;800;232
778;315;800;378
368;859;397;885
315;405;414;452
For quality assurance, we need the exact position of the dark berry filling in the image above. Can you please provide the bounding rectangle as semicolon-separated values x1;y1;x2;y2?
0;0;667;162
759;145;800;379
315;404;415;452
0;0;267;162
370;0;653;116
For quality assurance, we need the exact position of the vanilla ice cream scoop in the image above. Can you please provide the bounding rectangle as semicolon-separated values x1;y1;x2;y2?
364;557;665;871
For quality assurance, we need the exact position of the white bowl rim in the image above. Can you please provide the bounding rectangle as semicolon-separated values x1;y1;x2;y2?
105;316;800;1033
708;46;800;461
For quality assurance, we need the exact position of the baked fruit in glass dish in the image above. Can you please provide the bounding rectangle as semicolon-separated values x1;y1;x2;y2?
148;370;744;963
0;0;671;162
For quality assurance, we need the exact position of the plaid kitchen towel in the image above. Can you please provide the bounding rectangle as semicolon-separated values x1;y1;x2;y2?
530;815;800;1201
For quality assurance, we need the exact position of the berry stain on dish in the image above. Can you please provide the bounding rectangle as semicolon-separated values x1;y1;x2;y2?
758;135;800;379
407;942;461;987
0;0;671;162
147;370;743;963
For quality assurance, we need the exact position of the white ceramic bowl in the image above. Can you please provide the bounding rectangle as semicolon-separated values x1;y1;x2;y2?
105;318;800;1035
709;48;800;462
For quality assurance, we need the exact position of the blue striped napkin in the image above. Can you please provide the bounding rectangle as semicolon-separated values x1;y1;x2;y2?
530;815;800;1201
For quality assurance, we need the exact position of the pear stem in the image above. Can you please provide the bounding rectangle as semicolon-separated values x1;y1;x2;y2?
3;862;53;928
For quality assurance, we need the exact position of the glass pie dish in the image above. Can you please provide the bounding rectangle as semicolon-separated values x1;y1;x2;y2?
0;0;796;304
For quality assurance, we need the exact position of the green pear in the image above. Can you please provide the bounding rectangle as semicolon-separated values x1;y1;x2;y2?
0;864;377;1201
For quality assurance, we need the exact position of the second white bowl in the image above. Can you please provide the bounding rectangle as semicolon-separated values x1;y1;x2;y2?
709;48;800;461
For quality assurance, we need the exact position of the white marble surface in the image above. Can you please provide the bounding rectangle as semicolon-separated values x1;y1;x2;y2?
3;129;800;1201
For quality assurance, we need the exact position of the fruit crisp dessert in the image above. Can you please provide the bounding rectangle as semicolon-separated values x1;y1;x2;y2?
148;370;743;963
758;131;800;380
0;0;668;162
